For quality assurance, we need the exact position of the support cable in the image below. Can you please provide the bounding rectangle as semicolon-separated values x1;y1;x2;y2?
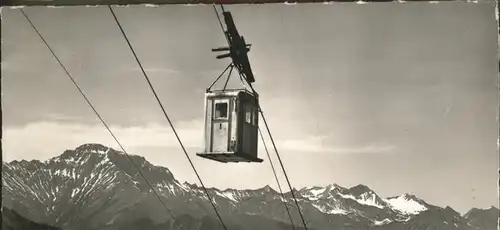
258;128;297;230
259;107;309;230
19;8;184;230
222;64;234;91
108;6;228;230
213;5;230;45
237;71;309;230
208;63;233;92
212;4;308;227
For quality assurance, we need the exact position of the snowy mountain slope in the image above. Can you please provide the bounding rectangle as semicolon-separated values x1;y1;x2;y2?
2;143;497;230
384;194;430;215
2;144;197;229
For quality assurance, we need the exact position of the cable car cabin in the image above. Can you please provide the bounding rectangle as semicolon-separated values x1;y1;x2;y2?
197;89;263;163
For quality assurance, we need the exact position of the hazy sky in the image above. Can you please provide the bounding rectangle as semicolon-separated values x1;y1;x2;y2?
1;2;498;214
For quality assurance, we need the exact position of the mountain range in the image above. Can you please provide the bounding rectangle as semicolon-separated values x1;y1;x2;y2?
2;143;498;230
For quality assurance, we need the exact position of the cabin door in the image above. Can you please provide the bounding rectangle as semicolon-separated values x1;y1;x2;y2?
212;98;231;152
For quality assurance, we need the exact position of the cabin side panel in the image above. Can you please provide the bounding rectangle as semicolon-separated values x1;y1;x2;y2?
242;123;257;156
251;105;259;157
241;122;250;155
248;105;259;158
205;97;213;152
241;102;259;157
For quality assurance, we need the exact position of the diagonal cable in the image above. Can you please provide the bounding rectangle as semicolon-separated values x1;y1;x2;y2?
19;8;184;230
107;5;228;230
236;71;309;230
213;4;308;228
258;128;297;230
258;108;309;230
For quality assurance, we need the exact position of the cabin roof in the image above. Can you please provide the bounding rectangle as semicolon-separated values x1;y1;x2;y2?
206;88;258;98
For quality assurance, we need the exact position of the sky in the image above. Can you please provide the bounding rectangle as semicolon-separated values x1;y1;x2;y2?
1;2;498;214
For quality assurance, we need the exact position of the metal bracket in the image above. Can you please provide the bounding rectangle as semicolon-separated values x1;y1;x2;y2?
206;62;235;93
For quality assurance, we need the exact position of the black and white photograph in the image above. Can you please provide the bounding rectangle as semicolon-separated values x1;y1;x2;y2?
1;2;498;230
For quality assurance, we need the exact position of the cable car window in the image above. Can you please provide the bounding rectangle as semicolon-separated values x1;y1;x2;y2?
215;102;228;119
245;104;252;124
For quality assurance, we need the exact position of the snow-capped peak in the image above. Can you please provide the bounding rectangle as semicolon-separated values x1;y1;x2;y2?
337;191;385;209
348;184;372;195
48;143;114;166
298;183;387;212
75;143;111;155
385;193;428;215
303;186;328;199
260;185;276;193
299;184;340;201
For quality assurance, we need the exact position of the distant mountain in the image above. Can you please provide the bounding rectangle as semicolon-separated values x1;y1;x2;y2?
2;143;498;230
464;207;499;230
